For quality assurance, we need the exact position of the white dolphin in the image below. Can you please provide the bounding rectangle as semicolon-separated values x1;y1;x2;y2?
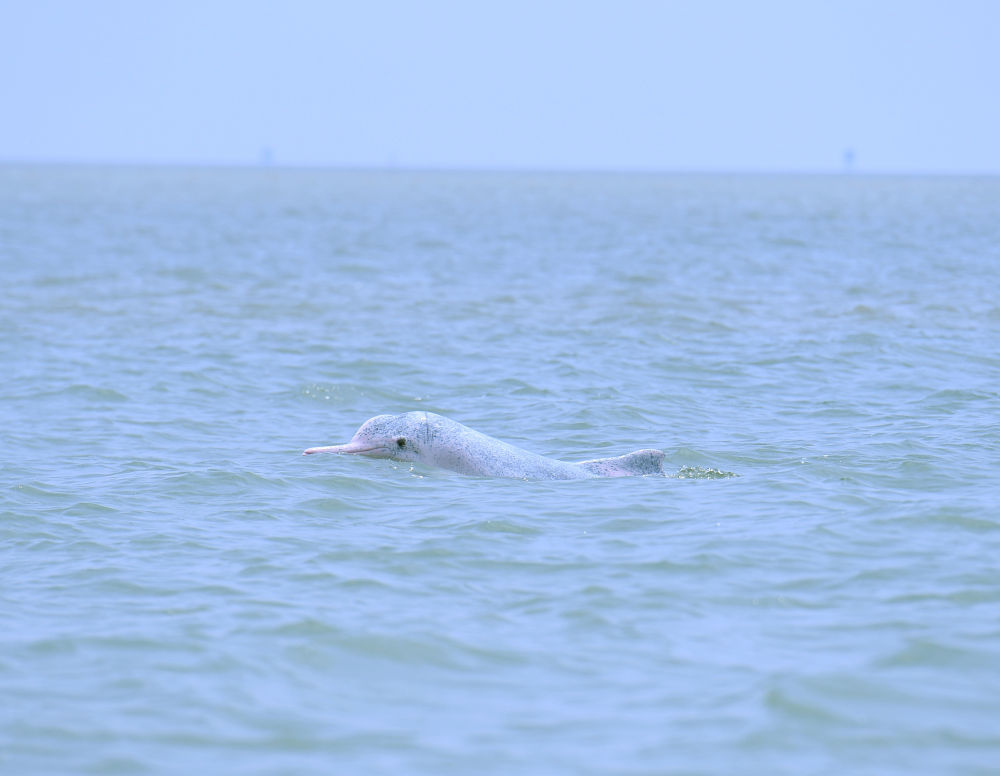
304;411;665;480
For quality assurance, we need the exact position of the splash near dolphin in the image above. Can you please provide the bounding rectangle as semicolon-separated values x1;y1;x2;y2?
303;411;665;480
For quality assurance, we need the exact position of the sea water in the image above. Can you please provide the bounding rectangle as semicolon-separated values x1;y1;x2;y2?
2;166;999;775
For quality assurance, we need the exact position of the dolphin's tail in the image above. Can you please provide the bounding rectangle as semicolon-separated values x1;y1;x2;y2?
575;449;665;478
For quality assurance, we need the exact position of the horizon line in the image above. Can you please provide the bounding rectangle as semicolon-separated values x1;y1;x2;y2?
1;156;998;178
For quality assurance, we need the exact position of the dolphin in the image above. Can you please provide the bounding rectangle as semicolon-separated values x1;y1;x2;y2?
303;411;665;479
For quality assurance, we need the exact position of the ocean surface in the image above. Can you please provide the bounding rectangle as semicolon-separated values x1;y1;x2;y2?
2;165;999;775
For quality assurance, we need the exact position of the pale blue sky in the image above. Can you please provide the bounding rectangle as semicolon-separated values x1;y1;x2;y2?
2;0;998;172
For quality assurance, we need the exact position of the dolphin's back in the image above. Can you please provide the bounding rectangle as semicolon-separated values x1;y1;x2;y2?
423;413;591;480
575;449;666;478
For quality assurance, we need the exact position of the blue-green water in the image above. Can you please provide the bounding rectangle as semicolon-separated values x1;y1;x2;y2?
2;166;999;775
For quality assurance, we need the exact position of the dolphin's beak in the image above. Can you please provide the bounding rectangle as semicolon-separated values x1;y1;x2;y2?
302;442;381;456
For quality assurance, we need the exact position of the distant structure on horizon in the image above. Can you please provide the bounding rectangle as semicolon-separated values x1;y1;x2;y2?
843;148;856;173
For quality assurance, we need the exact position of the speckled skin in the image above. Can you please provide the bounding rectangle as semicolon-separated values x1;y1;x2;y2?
303;412;665;480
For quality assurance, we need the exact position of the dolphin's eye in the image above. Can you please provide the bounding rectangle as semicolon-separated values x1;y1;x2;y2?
396;437;406;448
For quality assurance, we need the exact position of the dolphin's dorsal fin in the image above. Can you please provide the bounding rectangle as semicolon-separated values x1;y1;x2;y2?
575;449;665;477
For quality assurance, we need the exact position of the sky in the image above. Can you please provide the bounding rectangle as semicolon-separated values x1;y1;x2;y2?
2;0;998;173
